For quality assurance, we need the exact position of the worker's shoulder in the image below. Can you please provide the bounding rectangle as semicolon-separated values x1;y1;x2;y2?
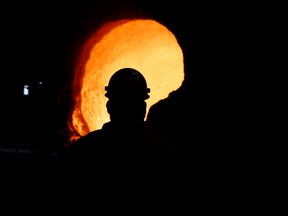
68;129;107;154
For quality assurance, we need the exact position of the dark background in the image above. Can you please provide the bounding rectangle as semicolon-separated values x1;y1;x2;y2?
0;0;269;191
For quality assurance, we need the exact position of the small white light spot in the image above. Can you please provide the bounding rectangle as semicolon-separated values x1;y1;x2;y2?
23;85;29;95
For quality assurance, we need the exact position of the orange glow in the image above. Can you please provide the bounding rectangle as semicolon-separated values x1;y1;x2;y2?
69;19;184;142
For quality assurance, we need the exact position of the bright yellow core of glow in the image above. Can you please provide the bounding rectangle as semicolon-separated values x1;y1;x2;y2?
71;19;184;140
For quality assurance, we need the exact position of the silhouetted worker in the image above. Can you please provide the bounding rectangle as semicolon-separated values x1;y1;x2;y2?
64;68;188;191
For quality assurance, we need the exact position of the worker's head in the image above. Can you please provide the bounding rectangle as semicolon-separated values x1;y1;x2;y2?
105;68;150;100
105;68;150;124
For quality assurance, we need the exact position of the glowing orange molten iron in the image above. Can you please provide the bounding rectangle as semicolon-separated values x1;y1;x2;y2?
70;19;184;142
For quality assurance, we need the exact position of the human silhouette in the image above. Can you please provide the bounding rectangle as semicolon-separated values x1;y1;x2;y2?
63;68;189;191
